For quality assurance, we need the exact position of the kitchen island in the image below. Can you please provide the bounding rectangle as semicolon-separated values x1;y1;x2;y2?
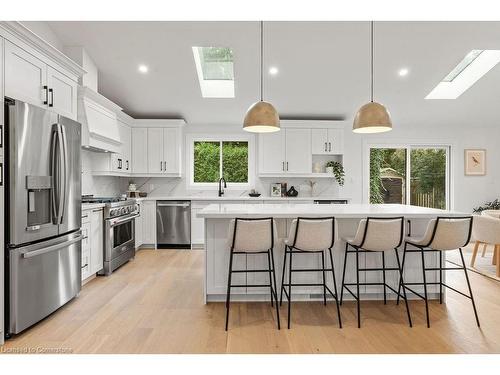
197;204;466;303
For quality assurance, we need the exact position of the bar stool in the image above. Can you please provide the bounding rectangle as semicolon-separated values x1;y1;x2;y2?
398;216;479;328
279;217;342;329
340;217;412;328
225;217;280;330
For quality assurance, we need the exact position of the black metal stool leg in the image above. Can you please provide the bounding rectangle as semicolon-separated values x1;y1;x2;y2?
382;251;387;304
225;249;235;331
321;251;327;306
270;248;281;330
355;246;361;328
279;246;288;306
287;249;293;329
328;248;342;328
395;248;412;327
397;243;407;305
267;250;274;307
420;247;430;328
340;242;349;305
439;250;443;304
459;248;480;327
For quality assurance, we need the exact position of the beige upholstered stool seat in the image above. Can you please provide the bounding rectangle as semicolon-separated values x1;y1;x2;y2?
343;218;404;251
405;218;471;251
284;218;334;250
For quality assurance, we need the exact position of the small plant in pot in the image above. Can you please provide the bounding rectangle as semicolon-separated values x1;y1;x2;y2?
325;161;345;186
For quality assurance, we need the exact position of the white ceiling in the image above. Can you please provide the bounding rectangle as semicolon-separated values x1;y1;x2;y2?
47;21;500;128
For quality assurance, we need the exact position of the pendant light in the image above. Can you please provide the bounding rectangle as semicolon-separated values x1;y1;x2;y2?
353;21;392;134
243;21;280;133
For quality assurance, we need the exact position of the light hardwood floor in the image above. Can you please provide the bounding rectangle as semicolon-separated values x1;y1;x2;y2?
2;248;500;354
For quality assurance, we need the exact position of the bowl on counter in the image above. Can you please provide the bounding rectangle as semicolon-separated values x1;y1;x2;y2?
248;193;261;197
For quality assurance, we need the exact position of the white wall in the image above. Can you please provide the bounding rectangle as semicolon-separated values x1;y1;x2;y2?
119;122;500;213
20;21;64;51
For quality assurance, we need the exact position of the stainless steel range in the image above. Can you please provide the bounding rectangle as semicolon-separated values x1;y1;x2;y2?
82;197;139;275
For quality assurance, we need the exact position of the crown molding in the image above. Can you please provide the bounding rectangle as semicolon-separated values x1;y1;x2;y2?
0;21;86;78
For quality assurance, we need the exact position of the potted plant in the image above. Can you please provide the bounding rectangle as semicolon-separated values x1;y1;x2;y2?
325;161;345;186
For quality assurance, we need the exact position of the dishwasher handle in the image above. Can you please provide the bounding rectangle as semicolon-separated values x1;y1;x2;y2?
157;203;190;208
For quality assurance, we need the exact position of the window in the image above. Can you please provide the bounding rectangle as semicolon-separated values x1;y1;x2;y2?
369;145;450;210
192;140;249;185
192;47;235;98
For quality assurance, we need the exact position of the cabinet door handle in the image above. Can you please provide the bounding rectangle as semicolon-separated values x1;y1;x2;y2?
329;142;331;152
286;161;289;171
43;85;49;105
282;161;285;171
118;158;122;169
160;161;163;171
324;142;327;152
126;160;129;170
0;125;3;148
0;163;3;186
49;88;54;107
163;161;167;172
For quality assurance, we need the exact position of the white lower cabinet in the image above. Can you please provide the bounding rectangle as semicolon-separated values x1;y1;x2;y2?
135;201;144;249
142;201;156;246
81;208;104;282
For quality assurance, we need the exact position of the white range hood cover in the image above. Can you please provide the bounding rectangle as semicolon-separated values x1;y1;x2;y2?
78;86;122;153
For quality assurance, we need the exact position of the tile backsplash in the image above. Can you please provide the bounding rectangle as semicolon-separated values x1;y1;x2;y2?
81;151;123;197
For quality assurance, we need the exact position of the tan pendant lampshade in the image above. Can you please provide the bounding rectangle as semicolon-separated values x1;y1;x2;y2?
243;21;280;133
243;101;280;133
352;102;392;133
353;21;393;134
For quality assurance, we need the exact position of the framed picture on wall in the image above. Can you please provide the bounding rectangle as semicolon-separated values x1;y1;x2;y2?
464;149;486;176
270;183;282;197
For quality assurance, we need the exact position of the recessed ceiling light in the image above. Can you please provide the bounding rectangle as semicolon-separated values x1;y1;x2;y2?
398;68;409;77
268;66;279;76
426;50;500;99
138;64;149;74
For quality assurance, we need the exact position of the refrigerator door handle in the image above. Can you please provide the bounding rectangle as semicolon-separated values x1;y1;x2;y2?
59;124;69;224
22;235;83;259
50;126;59;223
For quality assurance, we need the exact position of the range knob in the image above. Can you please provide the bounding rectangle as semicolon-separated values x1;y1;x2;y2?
110;209;117;217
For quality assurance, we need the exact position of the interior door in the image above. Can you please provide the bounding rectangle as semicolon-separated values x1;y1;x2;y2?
58;115;82;236
147;128;163;173
285;129;312;173
7;100;59;245
4;41;47;108
47;66;78;120
259;131;285;173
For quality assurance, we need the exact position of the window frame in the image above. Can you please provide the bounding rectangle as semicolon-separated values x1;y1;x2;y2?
186;134;255;190
363;141;453;210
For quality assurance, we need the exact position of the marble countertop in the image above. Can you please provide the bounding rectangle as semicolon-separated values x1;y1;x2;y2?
134;195;350;202
197;203;466;219
82;203;106;211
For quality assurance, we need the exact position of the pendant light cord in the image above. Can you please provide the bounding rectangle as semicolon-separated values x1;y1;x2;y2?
260;20;264;102
370;20;374;103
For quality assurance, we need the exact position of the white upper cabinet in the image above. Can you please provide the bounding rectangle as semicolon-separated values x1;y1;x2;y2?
4;40;47;108
311;128;344;155
259;131;286;173
285;128;311;173
163;128;180;174
4;40;78;120
132;128;148;174
147;128;164;174
47;66;77;120
259;128;311;175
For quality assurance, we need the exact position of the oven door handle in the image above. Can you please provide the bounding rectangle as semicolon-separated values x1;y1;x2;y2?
108;214;139;226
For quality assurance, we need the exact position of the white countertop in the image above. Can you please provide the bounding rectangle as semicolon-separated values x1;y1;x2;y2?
197;203;466;219
135;195;350;202
82;203;105;210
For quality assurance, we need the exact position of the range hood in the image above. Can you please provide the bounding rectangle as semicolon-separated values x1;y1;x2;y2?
78;86;122;153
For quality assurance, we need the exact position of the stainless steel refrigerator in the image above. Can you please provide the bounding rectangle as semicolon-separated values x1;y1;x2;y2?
4;98;82;336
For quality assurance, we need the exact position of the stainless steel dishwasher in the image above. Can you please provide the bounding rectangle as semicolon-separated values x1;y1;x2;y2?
156;201;191;249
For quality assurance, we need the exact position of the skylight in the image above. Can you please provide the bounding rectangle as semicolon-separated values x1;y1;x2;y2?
192;47;235;98
426;50;500;99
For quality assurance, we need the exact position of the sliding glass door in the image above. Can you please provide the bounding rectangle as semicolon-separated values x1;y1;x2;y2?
369;145;449;209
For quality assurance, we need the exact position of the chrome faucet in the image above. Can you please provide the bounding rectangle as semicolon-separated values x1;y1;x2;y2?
218;177;227;197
